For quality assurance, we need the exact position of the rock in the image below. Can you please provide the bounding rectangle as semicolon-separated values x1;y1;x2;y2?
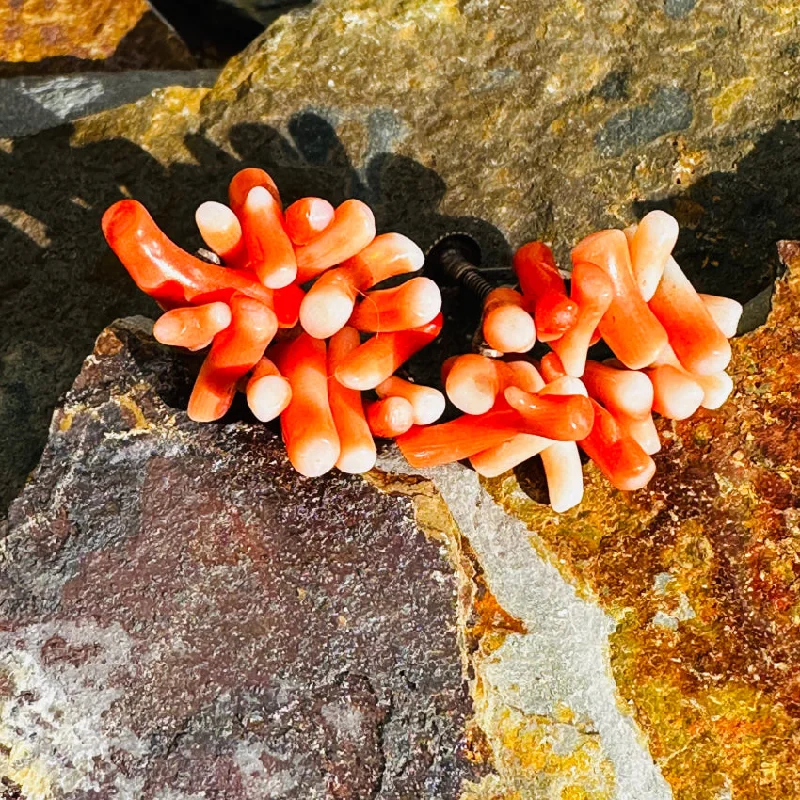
2;2;800;794
478;242;800;799
0;317;481;799
0;71;219;138
595;86;694;158
142;0;271;65
372;458;674;800
4;0;800;510
0;86;211;512
663;0;697;20
0;0;195;77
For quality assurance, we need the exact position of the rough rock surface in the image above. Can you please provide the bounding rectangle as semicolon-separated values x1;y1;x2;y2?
371;461;673;800
0;71;219;138
480;242;800;799
0;317;480;799
0;0;195;76
218;0;310;28
4;0;800;509
2;0;800;795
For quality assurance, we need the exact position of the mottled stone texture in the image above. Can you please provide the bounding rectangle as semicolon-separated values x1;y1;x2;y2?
4;0;800;510
3;1;800;793
0;318;478;799
485;243;800;800
0;0;194;76
0;71;219;138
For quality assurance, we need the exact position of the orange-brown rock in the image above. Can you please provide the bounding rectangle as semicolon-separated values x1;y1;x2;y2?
485;241;800;799
0;0;194;77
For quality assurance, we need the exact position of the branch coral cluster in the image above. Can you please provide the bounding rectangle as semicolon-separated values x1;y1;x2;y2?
398;211;742;512
103;172;740;513
102;168;444;478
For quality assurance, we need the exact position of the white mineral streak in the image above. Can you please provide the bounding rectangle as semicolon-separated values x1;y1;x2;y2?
377;451;673;800
233;740;300;797
0;620;146;799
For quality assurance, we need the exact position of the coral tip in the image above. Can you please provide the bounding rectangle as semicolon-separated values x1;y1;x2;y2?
350;278;442;333
482;287;537;353
572;229;668;370
375;376;445;426
187;294;278;423
327;327;377;474
366;396;415;439
246;358;292;423
284;197;335;246
153;302;232;351
295;200;376;282
335;314;443;391
240;186;297;289
274;332;341;477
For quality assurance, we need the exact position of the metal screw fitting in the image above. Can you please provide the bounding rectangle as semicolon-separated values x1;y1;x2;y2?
425;233;494;303
427;233;511;358
196;247;223;265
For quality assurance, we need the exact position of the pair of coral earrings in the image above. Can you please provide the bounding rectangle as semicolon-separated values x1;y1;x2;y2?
102;166;741;511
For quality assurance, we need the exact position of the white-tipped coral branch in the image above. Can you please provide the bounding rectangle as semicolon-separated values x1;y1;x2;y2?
350;277;441;333
299;233;424;339
649;257;731;376
295;200;376;282
627;210;679;301
153;302;232;351
246;358;292;423
375;376;445;426
327;327;377;474
482;287;537;353
104;169;741;503
195;201;246;268
334;314;443;391
240;186;298;289
188;294;278;423
284;197;335;245
274;332;340;477
550;262;613;377
572;229;668;370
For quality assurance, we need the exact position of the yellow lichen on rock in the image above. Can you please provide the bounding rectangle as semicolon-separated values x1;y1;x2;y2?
711;77;757;125
483;243;800;799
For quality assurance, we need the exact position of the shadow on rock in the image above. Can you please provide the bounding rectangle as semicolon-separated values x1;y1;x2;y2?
5;113;797;512
635;119;800;303
0;112;507;512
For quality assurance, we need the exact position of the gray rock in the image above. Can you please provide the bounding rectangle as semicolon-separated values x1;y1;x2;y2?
663;0;697;20
0;71;219;137
0;317;480;799
738;283;774;333
595;86;694;157
221;0;311;27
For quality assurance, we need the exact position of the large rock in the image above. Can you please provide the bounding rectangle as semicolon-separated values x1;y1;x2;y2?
0;71;219;138
0;317;481;799
2;1;800;794
478;241;800;799
0;0;194;76
3;0;800;508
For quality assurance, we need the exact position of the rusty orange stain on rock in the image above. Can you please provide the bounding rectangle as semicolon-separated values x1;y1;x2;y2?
484;242;800;799
0;0;193;74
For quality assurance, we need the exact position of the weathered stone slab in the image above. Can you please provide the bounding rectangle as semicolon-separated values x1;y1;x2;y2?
477;242;800;799
4;0;800;511
370;461;673;800
0;0;194;76
0;317;479;799
0;71;219;138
